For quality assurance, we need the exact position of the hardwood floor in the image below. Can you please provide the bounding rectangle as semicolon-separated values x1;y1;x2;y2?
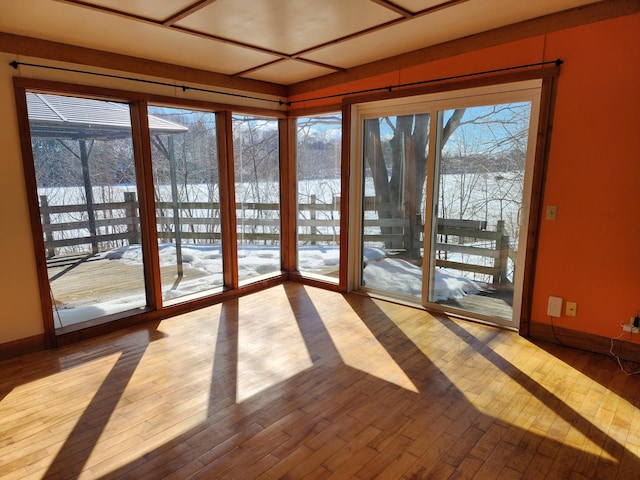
1;282;639;479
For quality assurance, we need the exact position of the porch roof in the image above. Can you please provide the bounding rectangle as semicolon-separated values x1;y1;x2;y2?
27;92;187;140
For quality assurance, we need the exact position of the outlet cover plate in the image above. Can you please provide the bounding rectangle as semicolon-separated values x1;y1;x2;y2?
547;296;563;317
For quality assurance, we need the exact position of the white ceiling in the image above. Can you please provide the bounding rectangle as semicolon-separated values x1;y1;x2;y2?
0;0;602;86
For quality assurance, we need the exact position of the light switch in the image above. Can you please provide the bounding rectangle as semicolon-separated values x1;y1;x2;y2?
546;205;558;221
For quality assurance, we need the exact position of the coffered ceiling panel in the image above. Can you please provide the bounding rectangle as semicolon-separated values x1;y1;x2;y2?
300;0;602;69
174;0;400;55
393;0;469;10
0;0;281;74
0;0;613;88
75;0;196;22
240;60;337;85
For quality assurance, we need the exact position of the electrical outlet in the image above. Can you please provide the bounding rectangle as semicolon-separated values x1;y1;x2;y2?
566;301;577;317
623;323;640;334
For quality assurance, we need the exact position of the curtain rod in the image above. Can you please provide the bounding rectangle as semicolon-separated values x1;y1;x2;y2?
9;60;289;106
9;58;562;108
287;59;563;105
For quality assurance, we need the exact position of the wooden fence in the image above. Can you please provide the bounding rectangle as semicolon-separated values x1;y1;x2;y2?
40;194;514;284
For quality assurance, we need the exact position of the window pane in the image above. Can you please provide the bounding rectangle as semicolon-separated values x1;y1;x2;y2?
28;92;146;330
362;114;430;298
428;103;532;320
296;114;341;281
148;107;222;304
233;115;280;283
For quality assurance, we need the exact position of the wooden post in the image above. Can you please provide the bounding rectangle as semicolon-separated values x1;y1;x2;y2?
494;220;509;286
79;139;99;254
168;136;183;278
40;195;56;258
310;194;317;246
411;213;422;258
124;192;140;245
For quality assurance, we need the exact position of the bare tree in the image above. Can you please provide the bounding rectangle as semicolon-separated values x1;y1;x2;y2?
365;109;465;255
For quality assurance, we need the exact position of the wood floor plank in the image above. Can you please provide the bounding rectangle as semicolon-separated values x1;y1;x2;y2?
1;283;639;479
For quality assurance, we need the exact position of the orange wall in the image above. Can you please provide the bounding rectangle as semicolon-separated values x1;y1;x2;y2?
537;14;640;341
293;14;640;342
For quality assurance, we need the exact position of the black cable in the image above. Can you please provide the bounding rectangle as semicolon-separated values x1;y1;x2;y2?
549;315;565;346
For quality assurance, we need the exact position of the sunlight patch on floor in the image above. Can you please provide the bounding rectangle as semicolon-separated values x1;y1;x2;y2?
308;292;419;393
82;325;217;477
236;296;314;403
0;353;120;477
393;311;625;464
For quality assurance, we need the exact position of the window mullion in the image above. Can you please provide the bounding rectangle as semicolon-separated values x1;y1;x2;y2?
217;111;239;289
130;100;162;310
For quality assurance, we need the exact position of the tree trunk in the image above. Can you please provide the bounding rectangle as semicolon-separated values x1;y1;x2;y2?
366;109;466;257
364;120;392;240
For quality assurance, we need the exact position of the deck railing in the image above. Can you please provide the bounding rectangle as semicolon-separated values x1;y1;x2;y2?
40;193;514;283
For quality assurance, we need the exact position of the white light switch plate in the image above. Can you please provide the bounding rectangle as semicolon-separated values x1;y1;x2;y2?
547;296;563;317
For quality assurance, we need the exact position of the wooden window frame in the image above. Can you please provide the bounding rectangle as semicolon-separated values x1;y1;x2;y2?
336;66;559;336
13;78;288;346
14;65;556;346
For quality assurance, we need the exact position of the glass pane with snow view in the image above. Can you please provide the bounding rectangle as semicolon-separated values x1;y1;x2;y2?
149;106;223;304
428;103;532;321
361;114;429;298
296;114;341;282
233;115;281;283
28;92;146;331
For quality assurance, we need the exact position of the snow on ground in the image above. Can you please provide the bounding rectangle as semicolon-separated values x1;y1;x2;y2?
362;246;481;300
53;244;482;329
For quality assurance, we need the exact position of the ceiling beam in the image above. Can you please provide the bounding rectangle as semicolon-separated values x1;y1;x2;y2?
0;32;287;98
54;0;151;23
163;0;220;26
368;0;413;18
232;58;289;78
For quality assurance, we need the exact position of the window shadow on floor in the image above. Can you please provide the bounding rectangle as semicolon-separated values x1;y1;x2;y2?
5;284;638;478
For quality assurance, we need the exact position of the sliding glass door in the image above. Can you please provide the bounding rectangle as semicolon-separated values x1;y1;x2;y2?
427;102;535;322
361;114;429;298
357;82;541;328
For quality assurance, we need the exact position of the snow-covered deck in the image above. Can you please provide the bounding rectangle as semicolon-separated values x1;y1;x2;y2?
47;245;512;330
